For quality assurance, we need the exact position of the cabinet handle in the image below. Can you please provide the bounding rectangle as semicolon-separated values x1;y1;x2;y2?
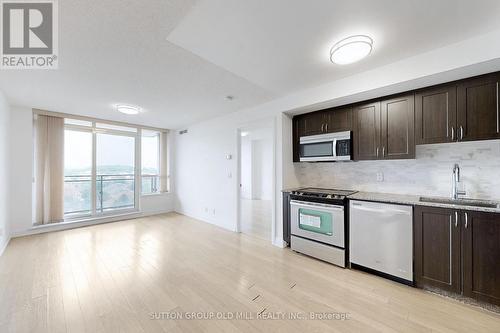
325;123;329;132
382;146;385;157
460;126;464;141
455;211;458;227
321;124;325;132
451;126;455;141
465;212;468;229
376;147;379;157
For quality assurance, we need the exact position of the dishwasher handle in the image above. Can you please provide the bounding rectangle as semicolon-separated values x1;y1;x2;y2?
350;202;411;215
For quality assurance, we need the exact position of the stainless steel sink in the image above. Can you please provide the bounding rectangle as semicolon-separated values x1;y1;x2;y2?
419;197;500;209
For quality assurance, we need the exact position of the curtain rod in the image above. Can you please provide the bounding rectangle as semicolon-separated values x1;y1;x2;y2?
33;108;169;133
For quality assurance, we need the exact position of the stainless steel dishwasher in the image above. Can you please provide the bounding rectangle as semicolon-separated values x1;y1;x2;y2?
349;200;413;283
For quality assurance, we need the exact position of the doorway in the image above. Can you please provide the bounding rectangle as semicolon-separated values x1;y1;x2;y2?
238;122;274;241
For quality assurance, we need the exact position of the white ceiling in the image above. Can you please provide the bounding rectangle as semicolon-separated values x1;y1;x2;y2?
2;0;500;128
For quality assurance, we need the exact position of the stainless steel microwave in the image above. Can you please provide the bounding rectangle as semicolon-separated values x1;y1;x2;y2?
299;131;352;162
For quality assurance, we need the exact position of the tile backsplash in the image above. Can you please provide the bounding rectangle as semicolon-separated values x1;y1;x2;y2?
294;140;500;200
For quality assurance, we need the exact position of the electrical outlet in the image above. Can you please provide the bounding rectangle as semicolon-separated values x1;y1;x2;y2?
376;172;384;182
212;209;216;216
204;207;208;213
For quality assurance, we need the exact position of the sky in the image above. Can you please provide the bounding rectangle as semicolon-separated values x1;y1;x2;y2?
64;129;159;173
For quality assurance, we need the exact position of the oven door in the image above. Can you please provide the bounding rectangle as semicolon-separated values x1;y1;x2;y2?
290;200;345;248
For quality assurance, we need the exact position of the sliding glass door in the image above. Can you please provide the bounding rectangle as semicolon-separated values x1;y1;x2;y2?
96;132;136;213
63;120;139;219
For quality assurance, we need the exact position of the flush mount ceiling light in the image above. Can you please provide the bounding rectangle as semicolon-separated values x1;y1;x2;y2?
330;35;373;65
116;104;141;115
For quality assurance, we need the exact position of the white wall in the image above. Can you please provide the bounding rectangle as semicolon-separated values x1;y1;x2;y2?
7;106;175;237
174;112;295;245
251;139;273;200
240;136;252;199
174;29;500;247
0;91;11;255
240;126;273;201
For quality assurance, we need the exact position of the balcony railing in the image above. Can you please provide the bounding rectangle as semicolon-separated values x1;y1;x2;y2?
64;174;160;216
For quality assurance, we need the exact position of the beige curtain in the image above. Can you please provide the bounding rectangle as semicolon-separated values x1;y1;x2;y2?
159;131;169;193
34;115;65;224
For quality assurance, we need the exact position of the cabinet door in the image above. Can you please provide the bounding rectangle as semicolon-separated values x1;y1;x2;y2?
415;85;457;144
462;211;500;306
292;117;300;162
353;102;380;160
297;112;326;137
324;107;352;133
414;206;461;292
381;94;415;159
457;73;500;141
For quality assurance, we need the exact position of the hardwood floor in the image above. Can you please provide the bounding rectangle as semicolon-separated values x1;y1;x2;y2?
1;213;499;332
240;199;272;241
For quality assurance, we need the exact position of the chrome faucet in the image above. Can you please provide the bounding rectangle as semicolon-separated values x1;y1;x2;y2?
452;163;466;200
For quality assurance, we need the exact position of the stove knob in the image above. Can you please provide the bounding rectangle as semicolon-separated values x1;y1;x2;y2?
326;194;332;199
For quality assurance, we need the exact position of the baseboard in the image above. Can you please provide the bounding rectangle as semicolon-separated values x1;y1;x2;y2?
273;237;286;248
10;209;174;238
0;236;11;257
174;210;237;232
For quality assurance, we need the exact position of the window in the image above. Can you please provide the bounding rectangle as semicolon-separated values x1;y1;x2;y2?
96;132;136;212
141;130;160;194
64;129;92;216
35;112;168;223
62;119;140;219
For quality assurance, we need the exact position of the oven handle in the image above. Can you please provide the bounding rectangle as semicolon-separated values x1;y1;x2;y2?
290;200;344;211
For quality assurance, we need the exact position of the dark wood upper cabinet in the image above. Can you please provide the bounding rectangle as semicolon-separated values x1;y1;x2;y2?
462;211;500;306
381;94;415;159
293;71;500;161
324;107;352;133
296;111;326;137
353;94;415;161
353;102;380;160
414;206;461;293
292;117;300;162
457;73;500;141
415;85;457;144
293;107;353;162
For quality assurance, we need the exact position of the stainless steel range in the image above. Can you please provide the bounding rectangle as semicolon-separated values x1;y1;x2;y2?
289;188;356;267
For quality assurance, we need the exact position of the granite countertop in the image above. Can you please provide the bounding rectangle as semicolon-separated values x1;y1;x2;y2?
282;187;302;193
348;191;500;214
282;187;500;213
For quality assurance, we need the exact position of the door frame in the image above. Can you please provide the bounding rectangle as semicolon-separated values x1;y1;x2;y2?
235;117;277;244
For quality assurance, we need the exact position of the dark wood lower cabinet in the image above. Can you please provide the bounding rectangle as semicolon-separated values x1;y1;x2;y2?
415;206;500;306
414;206;461;293
462;211;500;306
